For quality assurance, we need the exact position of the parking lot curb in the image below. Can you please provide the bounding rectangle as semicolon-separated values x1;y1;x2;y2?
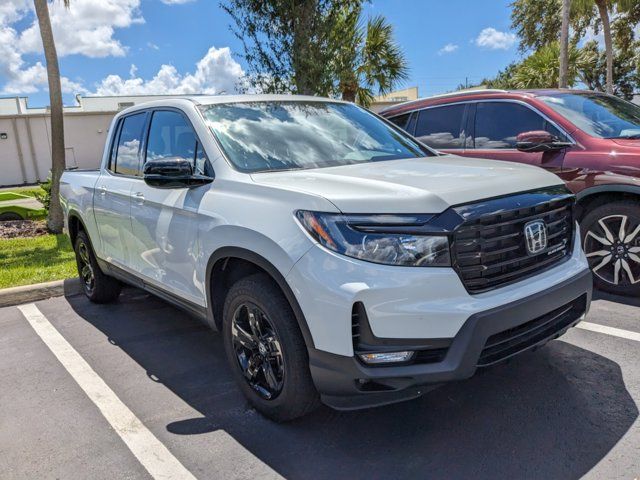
0;278;82;308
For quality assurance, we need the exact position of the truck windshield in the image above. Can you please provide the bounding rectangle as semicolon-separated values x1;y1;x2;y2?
540;93;640;139
200;101;432;172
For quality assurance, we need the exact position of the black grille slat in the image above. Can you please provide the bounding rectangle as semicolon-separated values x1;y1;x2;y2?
460;240;569;274
484;305;573;351
462;204;571;232
462;252;568;288
453;193;574;293
477;295;586;366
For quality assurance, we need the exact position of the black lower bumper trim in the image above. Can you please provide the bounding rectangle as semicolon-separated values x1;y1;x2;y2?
309;269;592;410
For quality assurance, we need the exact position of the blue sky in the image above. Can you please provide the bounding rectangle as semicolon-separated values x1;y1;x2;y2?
0;0;524;107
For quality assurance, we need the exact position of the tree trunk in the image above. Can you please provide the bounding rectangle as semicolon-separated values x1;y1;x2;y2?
292;0;317;95
33;0;66;233
558;0;571;88
595;0;614;94
341;88;356;103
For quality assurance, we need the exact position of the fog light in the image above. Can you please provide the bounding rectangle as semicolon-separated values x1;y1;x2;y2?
358;351;414;365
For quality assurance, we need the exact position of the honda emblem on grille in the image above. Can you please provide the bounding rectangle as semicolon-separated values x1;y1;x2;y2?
524;220;547;255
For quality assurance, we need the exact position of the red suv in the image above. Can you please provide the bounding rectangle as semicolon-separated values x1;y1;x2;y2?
381;89;640;296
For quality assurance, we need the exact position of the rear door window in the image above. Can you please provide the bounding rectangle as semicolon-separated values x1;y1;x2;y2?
113;112;147;176
472;102;565;149
414;104;465;149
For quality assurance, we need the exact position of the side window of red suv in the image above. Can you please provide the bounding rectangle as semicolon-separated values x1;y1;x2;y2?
471;101;566;149
414;104;466;149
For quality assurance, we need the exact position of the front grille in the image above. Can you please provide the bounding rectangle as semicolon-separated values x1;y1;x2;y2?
453;191;574;293
477;294;586;366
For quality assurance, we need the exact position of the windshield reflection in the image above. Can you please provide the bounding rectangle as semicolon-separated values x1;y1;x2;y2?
541;93;640;139
200;101;430;173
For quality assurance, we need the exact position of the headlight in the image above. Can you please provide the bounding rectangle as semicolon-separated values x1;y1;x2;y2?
296;210;451;267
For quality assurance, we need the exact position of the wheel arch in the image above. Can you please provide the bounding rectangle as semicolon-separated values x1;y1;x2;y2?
67;210;88;246
205;246;315;349
576;185;640;220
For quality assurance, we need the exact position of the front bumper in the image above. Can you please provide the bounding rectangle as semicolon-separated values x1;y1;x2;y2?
309;268;592;410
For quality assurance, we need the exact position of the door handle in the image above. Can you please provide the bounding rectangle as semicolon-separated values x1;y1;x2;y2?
133;192;145;204
99;185;107;196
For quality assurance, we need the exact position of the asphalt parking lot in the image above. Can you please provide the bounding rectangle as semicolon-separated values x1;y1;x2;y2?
1;288;639;480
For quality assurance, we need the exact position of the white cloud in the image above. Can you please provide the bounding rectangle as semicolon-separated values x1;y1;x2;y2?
147;42;160;50
0;1;243;98
475;27;517;50
18;0;143;58
0;0;30;24
437;43;459;55
0;6;87;95
94;47;244;96
0;0;140;95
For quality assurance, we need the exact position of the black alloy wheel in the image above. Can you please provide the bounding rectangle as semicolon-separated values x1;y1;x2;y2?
231;302;285;400
76;236;96;295
222;273;319;421
73;230;121;303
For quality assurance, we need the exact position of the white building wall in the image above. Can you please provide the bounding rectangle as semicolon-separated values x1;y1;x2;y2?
0;94;194;187
0;112;114;185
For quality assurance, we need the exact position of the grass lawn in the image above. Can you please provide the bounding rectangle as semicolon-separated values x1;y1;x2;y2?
0;234;76;289
0;185;45;198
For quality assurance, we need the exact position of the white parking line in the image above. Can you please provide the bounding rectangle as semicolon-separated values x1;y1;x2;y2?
17;303;197;480
577;321;640;342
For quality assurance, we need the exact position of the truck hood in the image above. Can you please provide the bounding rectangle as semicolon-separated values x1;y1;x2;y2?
250;155;563;214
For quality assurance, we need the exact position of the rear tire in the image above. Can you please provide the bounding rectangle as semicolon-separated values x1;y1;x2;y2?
222;273;319;421
74;230;121;303
581;200;640;297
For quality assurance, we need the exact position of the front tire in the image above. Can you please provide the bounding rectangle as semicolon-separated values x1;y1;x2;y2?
74;231;121;303
222;273;319;421
581;200;640;297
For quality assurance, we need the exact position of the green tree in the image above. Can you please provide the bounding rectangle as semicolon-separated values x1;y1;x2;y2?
512;41;595;88
221;0;357;95
33;0;67;233
511;0;638;95
580;37;639;99
511;0;592;51
470;42;597;90
333;8;408;106
571;0;635;94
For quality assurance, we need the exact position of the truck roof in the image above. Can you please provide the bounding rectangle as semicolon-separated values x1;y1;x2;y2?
191;94;346;105
114;94;349;117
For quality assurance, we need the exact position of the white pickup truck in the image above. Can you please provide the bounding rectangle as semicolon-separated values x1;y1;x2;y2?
61;95;592;421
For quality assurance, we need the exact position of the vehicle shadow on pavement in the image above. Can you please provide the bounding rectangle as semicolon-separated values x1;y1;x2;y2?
67;288;638;480
593;289;640;308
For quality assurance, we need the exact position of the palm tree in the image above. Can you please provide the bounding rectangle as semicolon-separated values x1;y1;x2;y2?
573;0;634;94
33;0;67;233
559;0;571;88
513;41;595;89
334;12;409;108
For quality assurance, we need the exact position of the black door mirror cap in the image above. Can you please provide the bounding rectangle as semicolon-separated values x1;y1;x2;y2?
143;157;213;189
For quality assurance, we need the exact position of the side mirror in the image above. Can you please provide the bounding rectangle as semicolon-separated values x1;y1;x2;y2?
143;157;213;189
516;130;572;152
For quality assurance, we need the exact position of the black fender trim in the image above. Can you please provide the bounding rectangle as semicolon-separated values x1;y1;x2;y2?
66;210;85;243
205;247;315;349
576;184;640;201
